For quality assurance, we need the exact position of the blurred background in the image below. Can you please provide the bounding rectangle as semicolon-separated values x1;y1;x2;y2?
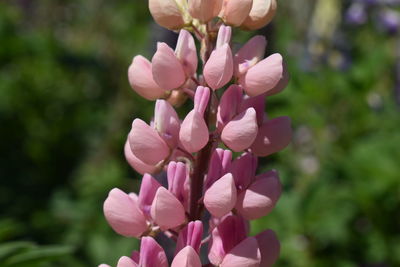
0;0;399;266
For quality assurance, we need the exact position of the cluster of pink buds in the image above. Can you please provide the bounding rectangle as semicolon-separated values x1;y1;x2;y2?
100;0;291;266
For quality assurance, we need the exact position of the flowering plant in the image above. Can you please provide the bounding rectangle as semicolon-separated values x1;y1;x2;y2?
100;0;292;266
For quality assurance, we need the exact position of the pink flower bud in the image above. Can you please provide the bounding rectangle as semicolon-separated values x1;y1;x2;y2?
235;170;281;220
217;85;243;131
194;86;210;115
188;0;223;22
151;187;186;230
221;108;258;152
255;229;280;267
124;141;158;175
208;215;248;265
167;161;187;202
234;35;266;77
138;236;168;267
129;119;170;165
171;246;201;267
242;0;277;30
239;94;266;126
138;174;162;218
175;30;198;77
152;42;186;90
204;173;237;218
250;116;292;157
219;0;253;26
220;237;261;267
179;110;209;153
117;256;137;267
149;0;185;30
205;148;232;189
154;100;180;148
103;188;148;238
240;53;288;97
230;152;257;191
176;221;203;254
128;56;166;100
203;43;233;90
216;25;232;49
98;264;111;267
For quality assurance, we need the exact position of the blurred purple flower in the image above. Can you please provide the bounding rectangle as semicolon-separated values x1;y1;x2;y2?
346;3;368;25
378;10;400;34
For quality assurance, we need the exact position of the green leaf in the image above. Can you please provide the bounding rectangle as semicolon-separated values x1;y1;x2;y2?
3;245;73;266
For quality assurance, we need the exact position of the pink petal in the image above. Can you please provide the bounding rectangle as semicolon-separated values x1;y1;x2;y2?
167;161;188;202
204;173;237;218
179;110;209;153
103;188;148;238
203;44;233;90
188;0;223;22
138;174;162;218
230;152;258;191
176;221;203;254
234;35;267;77
98;264;111;267
124;140;158;175
154;99;180;148
239;93;266;126
194;86;211;115
129;119;170;165
220;0;253;26
152;42;186;90
250;116;292;157
241;53;288;97
128;56;166;100
255;229;280;267
175;30;198;77
217;85;243;131
221;237;261;267
216;25;232;49
221;108;258;152
139;236;168;267
235;171;281;220
242;0;277;30
148;0;185;30
150;187;186;230
205;148;232;190
117;256;138;267
171;246;201;267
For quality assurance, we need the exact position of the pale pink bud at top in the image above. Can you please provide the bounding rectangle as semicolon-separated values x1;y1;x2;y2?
217;85;243;131
193;86;211;115
221;107;258;152
154;100;180;148
179;110;209;153
171;246;201;267
124;140;158;175
208;215;248;265
138;236;168;267
129;119;170;165
138;174;162;218
151;187;186;230
188;0;223;22
149;0;185;30
240;53;288;97
98;264;111;267
117;256;137;267
128;56;166;101
234;35;266;77
235;170;281;220
204;173;237;218
220;237;261;267
239;93;266;126
203;43;233;90
152;42;186;90
250;116;292;157
216;25;232;49
103;188;148;238
230;152;257;191
242;0;277;30
175;30;198;77
205;148;232;189
167;161;187;202
255;229;280;267
219;0;253;26
176;221;203;254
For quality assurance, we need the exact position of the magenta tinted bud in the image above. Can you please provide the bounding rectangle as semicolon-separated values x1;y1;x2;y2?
205;148;232;189
239;93;266;126
231;152;258;191
139;236;168;267
217;85;243;131
176;220;203;254
138;174;162;218
167;161;187;202
255;229;280;267
234;35;267;77
220;236;261;267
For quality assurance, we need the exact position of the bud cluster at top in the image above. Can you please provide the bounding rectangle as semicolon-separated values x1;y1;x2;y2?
100;1;291;266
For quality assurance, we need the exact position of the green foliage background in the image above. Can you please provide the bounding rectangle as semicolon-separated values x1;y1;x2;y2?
0;0;399;266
